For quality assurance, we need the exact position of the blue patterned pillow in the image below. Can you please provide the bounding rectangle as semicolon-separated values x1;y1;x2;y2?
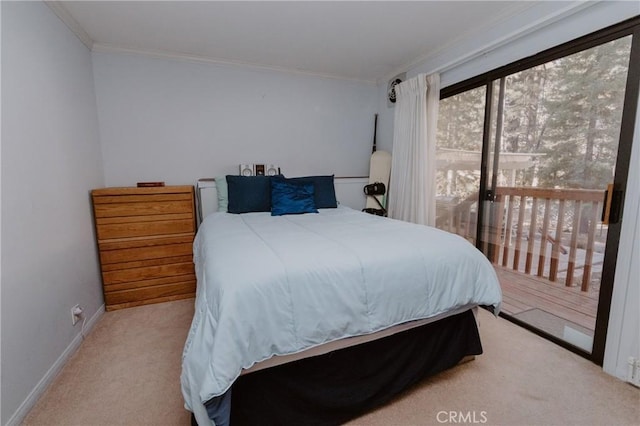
285;175;337;208
271;177;318;216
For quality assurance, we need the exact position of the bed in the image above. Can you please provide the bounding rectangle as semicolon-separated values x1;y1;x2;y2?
181;175;502;425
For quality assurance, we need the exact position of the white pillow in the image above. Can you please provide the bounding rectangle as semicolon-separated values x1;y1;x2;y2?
214;176;228;212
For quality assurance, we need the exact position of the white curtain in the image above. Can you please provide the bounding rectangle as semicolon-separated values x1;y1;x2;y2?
388;73;440;226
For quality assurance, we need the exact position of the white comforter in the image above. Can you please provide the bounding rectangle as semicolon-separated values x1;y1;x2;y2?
181;206;501;422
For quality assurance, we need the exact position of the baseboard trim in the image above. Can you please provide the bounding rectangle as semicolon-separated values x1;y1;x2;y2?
5;304;105;426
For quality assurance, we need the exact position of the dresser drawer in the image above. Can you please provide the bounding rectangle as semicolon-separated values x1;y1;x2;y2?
102;262;195;285
98;234;194;251
94;198;194;218
92;191;193;204
101;254;193;272
100;242;193;265
95;218;195;240
104;281;196;306
103;273;196;292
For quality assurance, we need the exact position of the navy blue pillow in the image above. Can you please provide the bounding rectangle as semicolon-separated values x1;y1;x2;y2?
271;177;318;216
226;175;271;213
286;175;337;208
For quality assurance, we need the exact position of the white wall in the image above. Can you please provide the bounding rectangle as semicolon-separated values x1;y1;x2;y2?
603;88;640;381
0;1;3;417
92;52;377;186
375;1;639;381
1;2;105;424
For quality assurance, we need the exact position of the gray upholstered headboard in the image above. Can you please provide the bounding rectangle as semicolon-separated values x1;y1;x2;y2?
196;177;368;224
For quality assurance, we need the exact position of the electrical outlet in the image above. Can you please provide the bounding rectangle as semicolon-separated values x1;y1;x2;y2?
71;304;83;326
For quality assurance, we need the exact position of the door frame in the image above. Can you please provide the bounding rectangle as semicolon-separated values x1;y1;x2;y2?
440;16;640;364
592;25;640;365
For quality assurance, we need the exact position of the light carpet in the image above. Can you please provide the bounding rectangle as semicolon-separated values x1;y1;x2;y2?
23;299;639;426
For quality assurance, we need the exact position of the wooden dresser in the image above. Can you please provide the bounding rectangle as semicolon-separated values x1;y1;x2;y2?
91;185;197;311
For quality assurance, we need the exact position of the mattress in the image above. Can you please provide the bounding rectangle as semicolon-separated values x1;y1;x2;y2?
241;305;476;375
181;206;502;424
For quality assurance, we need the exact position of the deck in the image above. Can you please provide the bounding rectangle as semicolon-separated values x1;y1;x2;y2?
495;266;598;338
437;185;607;346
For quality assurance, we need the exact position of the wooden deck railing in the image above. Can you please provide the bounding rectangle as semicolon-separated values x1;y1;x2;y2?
437;187;605;292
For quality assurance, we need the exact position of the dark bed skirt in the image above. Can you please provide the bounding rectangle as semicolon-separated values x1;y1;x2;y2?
196;309;482;426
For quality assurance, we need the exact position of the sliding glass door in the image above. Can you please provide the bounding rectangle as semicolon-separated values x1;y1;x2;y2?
435;86;486;243
435;18;639;363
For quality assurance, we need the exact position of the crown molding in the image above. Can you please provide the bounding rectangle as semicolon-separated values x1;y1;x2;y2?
44;0;374;85
45;0;592;88
44;1;94;50
43;0;375;85
91;43;377;86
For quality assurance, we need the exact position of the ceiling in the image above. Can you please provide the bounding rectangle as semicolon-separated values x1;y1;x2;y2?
55;1;538;83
